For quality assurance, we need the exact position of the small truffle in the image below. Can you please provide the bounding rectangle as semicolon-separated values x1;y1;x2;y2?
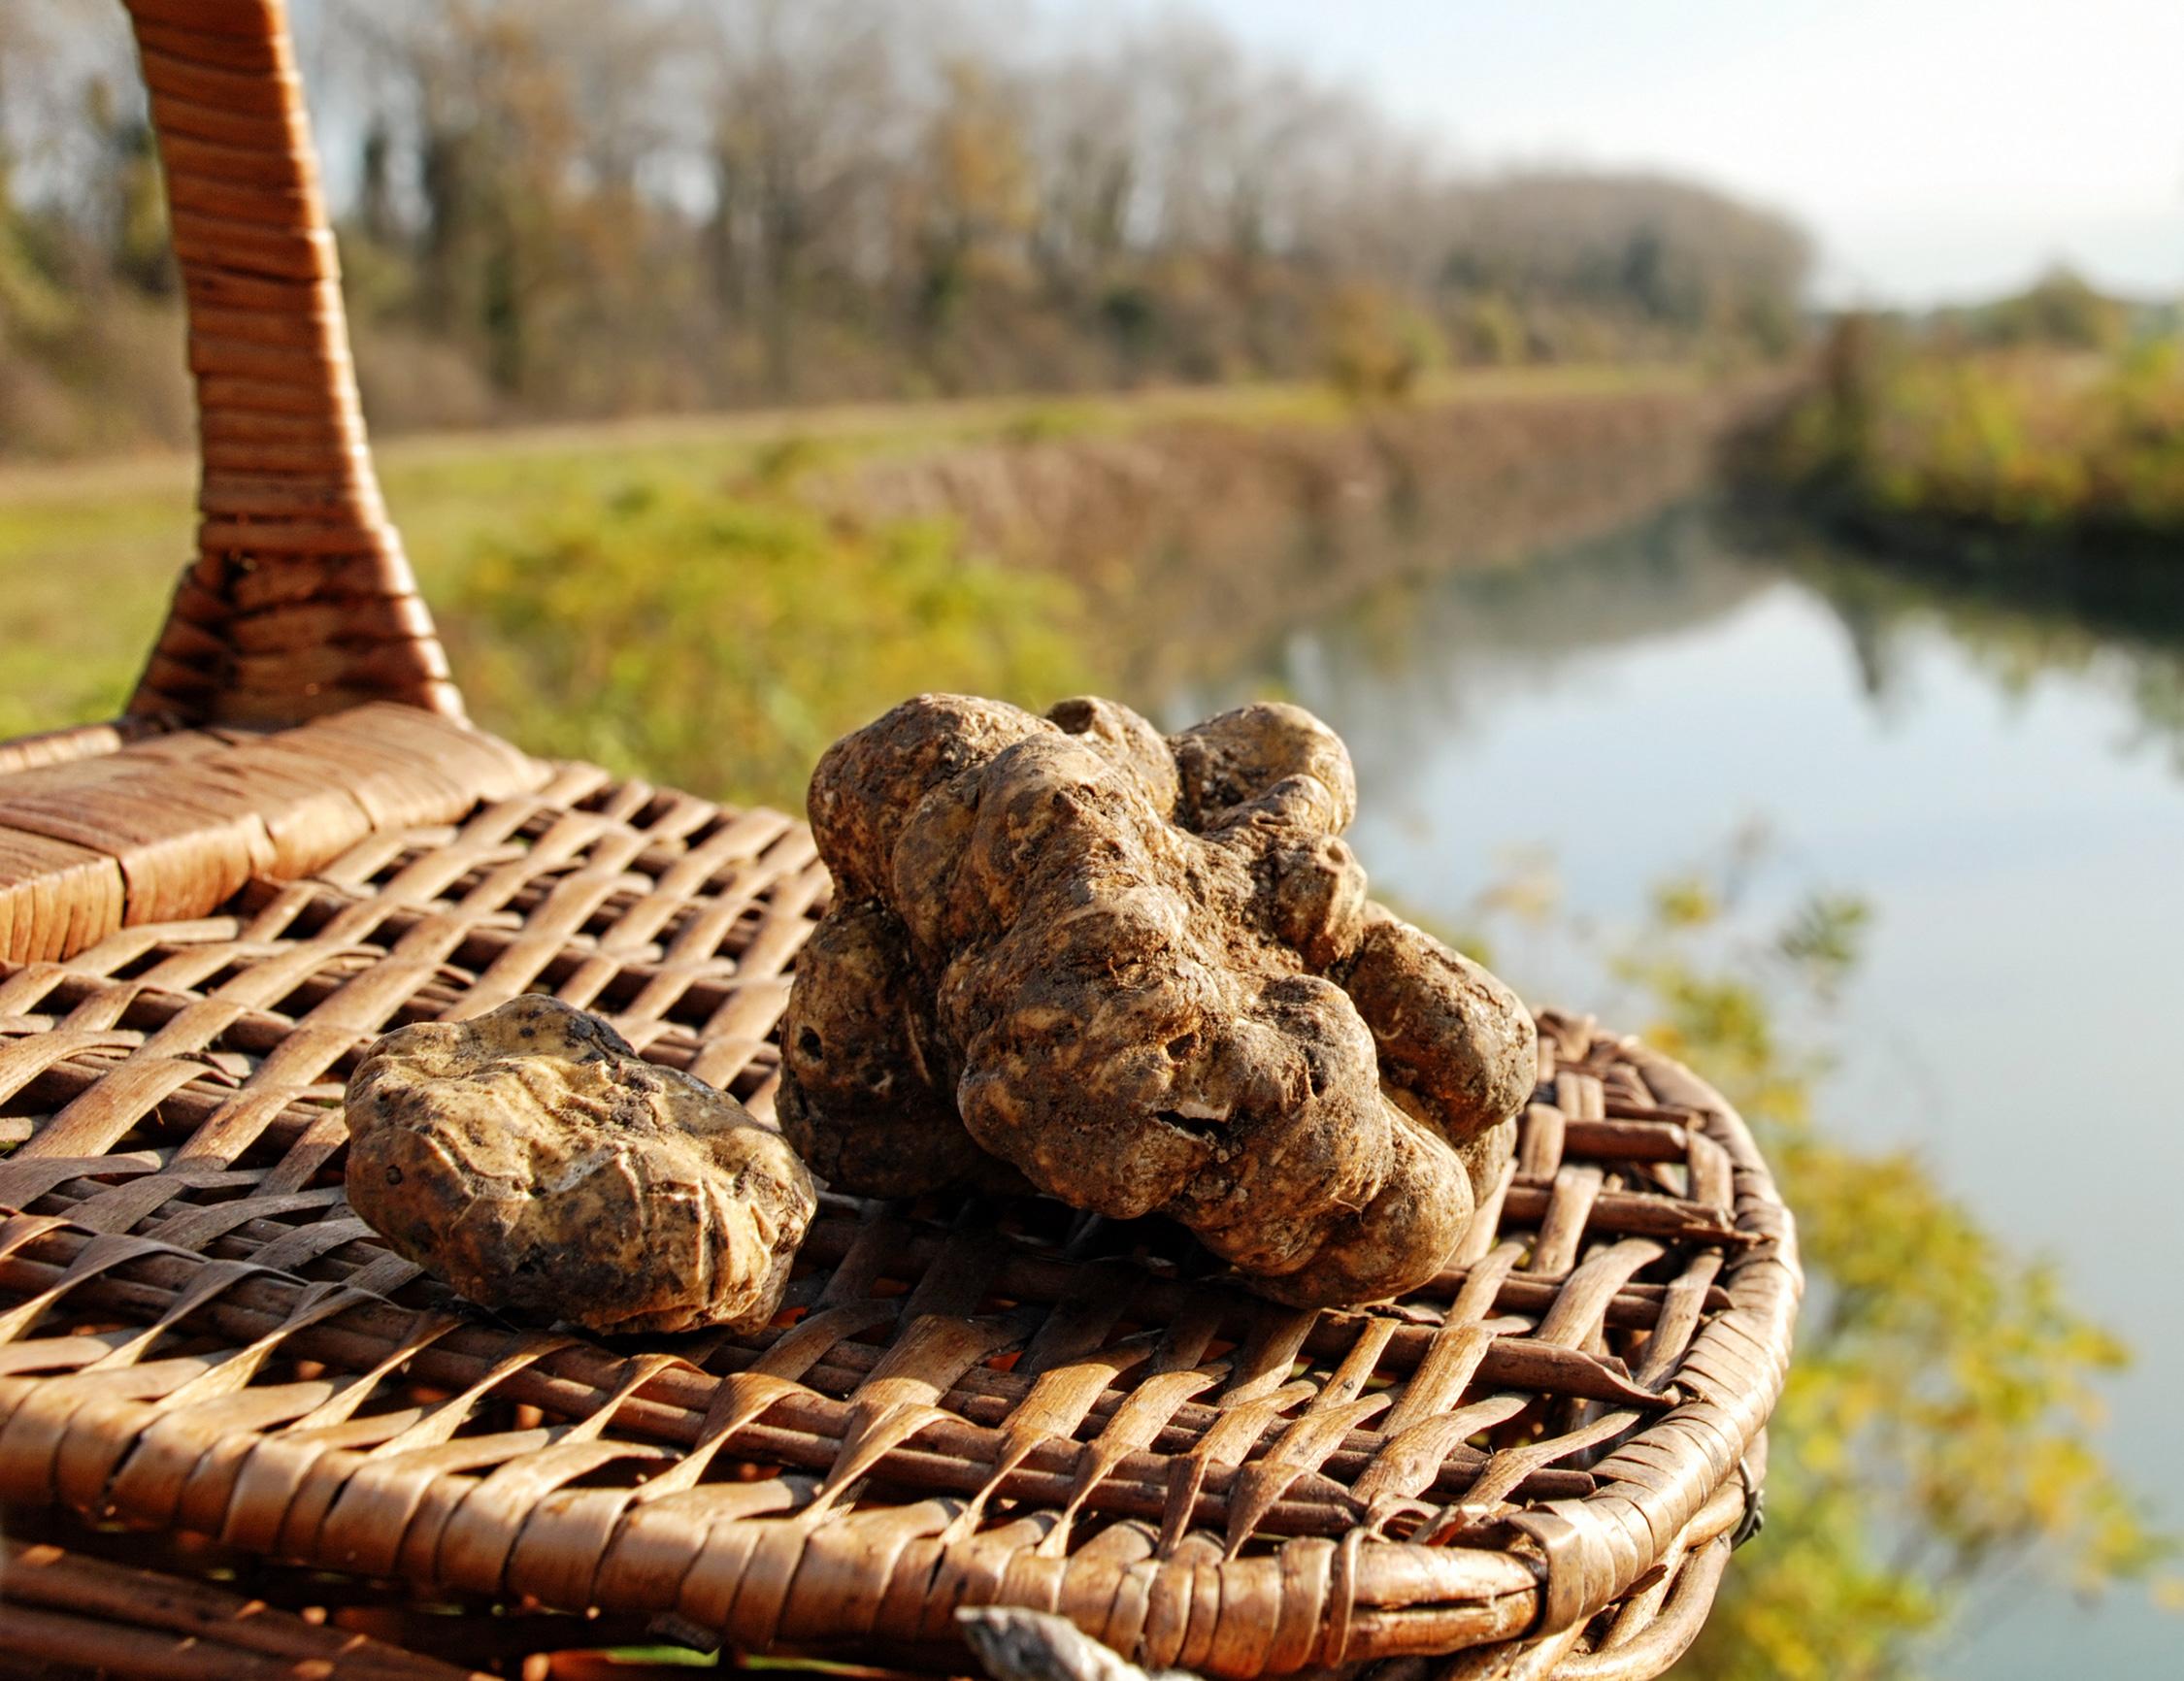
344;995;815;1335
780;694;1539;1307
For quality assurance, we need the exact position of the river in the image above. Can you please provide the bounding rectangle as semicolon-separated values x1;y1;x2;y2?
1171;503;2183;1675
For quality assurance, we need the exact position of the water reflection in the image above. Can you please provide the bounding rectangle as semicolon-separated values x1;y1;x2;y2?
1171;502;2184;1676
1181;501;2184;781
1758;513;2184;775
1194;510;1746;756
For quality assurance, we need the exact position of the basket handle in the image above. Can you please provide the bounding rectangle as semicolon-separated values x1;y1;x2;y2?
120;0;463;727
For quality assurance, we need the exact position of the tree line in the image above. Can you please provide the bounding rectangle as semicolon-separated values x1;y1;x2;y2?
0;0;1813;454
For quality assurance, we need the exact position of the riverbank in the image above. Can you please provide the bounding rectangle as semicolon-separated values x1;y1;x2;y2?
824;369;1797;693
1762;326;2184;641
0;366;1797;804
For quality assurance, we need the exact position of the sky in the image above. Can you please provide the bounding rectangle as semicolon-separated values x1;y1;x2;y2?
1180;0;2184;307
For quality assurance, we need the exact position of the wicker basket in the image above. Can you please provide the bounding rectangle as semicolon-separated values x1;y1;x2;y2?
0;4;1801;1676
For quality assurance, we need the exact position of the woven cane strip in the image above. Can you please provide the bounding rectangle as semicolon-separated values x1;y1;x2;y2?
0;705;546;966
117;0;460;727
0;736;1799;1677
0;1533;490;1680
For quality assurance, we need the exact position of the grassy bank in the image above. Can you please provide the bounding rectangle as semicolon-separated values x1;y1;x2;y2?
0;365;1768;805
1770;316;2184;626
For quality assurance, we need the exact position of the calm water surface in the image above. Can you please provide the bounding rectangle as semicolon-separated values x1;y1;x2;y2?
1173;506;2183;1674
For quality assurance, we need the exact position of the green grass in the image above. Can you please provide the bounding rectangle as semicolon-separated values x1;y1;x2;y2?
444;477;1095;808
0;455;1093;808
0;489;185;742
0;384;1134;780
0;365;1710;801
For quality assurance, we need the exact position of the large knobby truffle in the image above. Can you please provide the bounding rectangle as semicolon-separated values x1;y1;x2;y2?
781;693;1538;1307
345;996;815;1335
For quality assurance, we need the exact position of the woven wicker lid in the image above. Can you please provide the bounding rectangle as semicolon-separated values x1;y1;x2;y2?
0;4;1801;1676
0;716;1799;1678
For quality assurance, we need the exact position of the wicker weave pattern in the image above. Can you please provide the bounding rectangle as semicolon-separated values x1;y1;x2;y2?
0;717;1798;1677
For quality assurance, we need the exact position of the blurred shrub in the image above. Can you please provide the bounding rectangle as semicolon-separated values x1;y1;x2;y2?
1628;889;2173;1677
1779;301;2184;542
1449;290;1528;367
1322;283;1446;403
1954;266;2131;352
439;476;1097;809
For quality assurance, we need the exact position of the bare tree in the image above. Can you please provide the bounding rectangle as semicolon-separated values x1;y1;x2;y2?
3;0;1815;445
703;0;911;397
